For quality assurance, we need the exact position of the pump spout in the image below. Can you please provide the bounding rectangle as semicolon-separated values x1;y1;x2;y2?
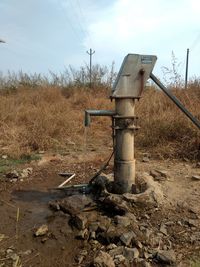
84;110;116;127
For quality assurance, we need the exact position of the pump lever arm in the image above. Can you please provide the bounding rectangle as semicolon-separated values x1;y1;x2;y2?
150;73;200;130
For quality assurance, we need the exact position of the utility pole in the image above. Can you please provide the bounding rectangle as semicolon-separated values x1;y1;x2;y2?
86;48;95;88
185;48;189;89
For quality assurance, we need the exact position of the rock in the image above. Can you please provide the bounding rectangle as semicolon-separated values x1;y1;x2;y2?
19;250;32;256
196;162;200;168
191;232;200;243
20;167;33;178
114;215;131;227
138;261;152;267
90;239;100;249
143;252;152;259
71;214;88;230
75;251;88;265
107;244;117;251
186;219;199;228
6;170;19;179
124;247;140;261
41;237;48;243
80;250;88;256
164;221;174;226
150;170;160;178
142;157;150;163
150;170;167;181
0;233;7;242
123;173;164;207
59;195;94;215
11;178;18;183
49;200;60;211
34;224;48;236
120;231;136;246
192;175;200;180
91;174;113;195
90;231;96;240
76;228;89;240
109;246;124;258
155;170;168;178
93;251;115;267
6;248;19;262
105;225;124;244
9;253;19;261
135;240;143;249
156;249;176;265
6;248;14;254
103;194;131;213
126;212;137;222
89;222;99;232
114;254;126;265
98;216;111;232
2;155;7;159
160;224;168;235
75;254;84;264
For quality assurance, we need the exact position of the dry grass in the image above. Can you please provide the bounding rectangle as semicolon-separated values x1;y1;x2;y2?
0;84;199;160
136;86;200;159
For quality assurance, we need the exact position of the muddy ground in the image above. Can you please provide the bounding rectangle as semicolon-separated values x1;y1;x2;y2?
0;151;200;267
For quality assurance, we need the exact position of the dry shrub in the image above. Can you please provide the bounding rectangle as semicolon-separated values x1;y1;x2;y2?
0;84;199;160
136;87;200;159
0;86;112;158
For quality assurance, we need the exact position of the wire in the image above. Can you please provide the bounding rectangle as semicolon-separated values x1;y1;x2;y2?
89;118;115;185
190;32;200;51
68;0;94;47
89;150;114;185
59;3;83;44
75;0;94;46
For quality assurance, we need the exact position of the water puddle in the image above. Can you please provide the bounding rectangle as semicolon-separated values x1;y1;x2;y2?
11;190;66;225
12;189;65;203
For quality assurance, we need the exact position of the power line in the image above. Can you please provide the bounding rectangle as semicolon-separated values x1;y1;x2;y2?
59;4;83;44
69;0;86;36
68;0;94;47
190;32;200;51
75;0;94;46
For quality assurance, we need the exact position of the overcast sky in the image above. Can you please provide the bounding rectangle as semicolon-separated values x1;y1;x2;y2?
0;0;200;79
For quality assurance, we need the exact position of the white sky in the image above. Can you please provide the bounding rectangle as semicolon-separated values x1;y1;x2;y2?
0;0;200;79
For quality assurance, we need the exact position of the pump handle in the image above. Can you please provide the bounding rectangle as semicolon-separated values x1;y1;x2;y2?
150;73;200;130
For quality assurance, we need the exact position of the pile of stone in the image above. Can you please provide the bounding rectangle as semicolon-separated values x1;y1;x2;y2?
2;168;33;183
49;173;176;267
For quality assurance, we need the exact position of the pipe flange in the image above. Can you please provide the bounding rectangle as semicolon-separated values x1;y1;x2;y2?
110;96;141;100
114;126;140;130
113;115;139;119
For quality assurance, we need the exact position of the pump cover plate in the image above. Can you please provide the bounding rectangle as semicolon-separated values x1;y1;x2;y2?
112;54;157;98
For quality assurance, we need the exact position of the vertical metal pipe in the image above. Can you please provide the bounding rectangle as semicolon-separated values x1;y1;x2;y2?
114;98;136;193
185;48;189;89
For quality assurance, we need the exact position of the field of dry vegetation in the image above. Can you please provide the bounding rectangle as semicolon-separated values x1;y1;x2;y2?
0;77;199;161
0;71;200;267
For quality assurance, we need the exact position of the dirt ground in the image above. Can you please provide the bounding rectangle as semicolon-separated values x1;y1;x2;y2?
0;150;200;267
